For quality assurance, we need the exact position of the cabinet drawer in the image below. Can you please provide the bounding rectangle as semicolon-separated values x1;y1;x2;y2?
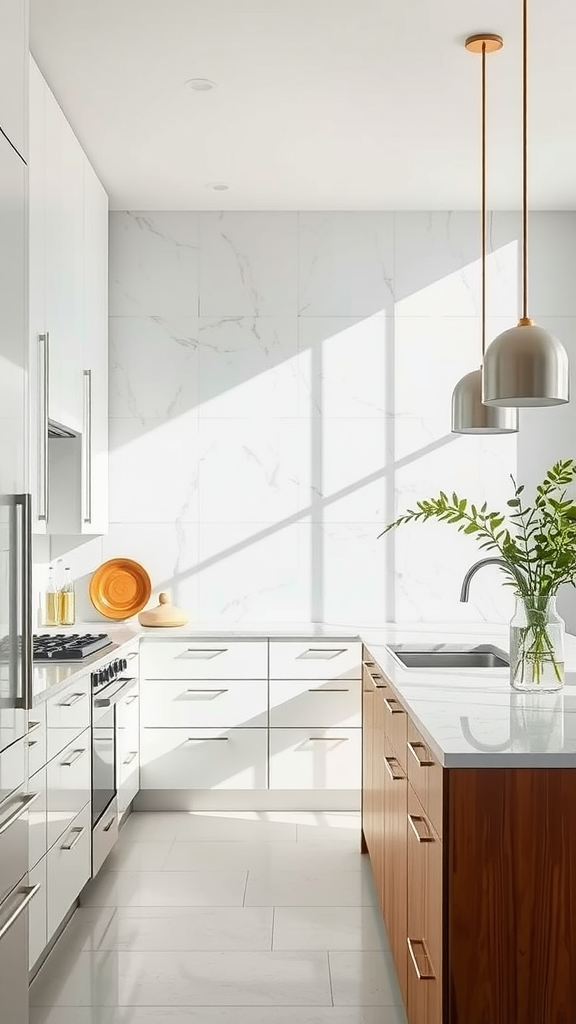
28;704;47;776
46;676;90;761
141;678;268;729
141;728;268;790
407;787;443;1024
270;679;360;728
29;856;47;971
47;802;91;941
46;728;91;850
407;721;444;839
142;640;267;680
0;735;26;806
269;728;361;790
381;688;408;771
270;640;361;680
28;766;47;871
118;755;139;817
0;781;37;904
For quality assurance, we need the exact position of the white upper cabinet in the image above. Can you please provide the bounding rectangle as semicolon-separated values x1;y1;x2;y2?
0;0;28;159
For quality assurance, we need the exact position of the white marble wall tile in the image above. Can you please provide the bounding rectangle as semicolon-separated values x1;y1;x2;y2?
109;212;199;316
297;316;388;418
298;213;394;317
101;523;200;614
303;419;389;524
197;522;311;621
197;419;308;524
108;418;199;524
199;213;298;316
393;316;480;420
109;316;199;419
529;213;576;317
308;522;387;625
197;317;299;417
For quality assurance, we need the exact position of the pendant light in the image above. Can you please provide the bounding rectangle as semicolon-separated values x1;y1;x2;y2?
452;34;518;434
482;0;569;407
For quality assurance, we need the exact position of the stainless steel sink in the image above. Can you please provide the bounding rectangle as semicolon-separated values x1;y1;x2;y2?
387;643;509;669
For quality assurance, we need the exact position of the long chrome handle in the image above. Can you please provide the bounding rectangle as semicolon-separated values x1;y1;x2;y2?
38;333;49;522
187;736;228;741
83;368;92;524
0;884;41;942
307;687;350;692
59;692;85;707
299;648;347;659
95;677;138;708
14;495;33;709
60;748;86;767
186;688;229;694
0;791;40;836
407;813;434;844
384;755;405;782
28;719;42;735
407;741;435;768
383;697;404;715
60;826;85;851
407;937;436;980
363;661;375;668
185;648;227;658
103;816;116;833
123;751;138;765
308;736;349;741
125;694;139;705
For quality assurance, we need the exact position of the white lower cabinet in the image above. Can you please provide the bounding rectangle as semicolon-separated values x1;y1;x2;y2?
141;728;268;790
47;802;91;940
46;727;91;849
28;857;47;971
141;677;268;729
28;766;47;871
117;683;140;818
269;679;361;728
269;728;362;790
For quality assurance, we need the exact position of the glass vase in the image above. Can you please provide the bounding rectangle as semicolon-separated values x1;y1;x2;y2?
509;595;565;691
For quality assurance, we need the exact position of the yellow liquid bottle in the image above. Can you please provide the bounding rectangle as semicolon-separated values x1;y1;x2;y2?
44;566;58;626
58;568;76;626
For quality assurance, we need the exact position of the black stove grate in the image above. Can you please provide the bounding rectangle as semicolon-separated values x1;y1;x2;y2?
33;633;113;661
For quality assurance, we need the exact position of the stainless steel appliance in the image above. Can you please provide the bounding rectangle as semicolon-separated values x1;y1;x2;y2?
91;657;137;874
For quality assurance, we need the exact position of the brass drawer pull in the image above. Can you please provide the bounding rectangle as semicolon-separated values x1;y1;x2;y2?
407;937;436;980
383;697;404;715
408;740;435;768
383;755;405;782
408;813;434;843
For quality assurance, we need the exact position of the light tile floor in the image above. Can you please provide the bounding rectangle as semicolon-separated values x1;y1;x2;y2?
30;811;408;1024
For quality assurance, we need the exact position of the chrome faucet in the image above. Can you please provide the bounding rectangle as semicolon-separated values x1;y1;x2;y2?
459;557;509;602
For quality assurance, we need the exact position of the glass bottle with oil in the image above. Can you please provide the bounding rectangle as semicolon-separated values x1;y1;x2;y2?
58;567;76;626
44;565;58;626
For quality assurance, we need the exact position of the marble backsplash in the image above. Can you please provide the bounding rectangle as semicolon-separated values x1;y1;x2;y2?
43;210;576;628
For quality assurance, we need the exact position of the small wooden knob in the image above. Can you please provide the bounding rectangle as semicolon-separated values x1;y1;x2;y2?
159;592;170;604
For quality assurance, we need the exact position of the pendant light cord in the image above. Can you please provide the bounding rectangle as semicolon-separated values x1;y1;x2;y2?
522;0;529;320
481;42;486;357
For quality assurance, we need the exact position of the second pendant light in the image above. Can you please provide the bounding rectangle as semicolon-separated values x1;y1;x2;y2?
452;35;518;434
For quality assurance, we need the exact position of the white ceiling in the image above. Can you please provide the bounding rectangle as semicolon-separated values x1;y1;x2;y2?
30;0;576;210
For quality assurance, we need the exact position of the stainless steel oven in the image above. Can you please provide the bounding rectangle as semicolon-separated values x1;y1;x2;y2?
91;671;137;874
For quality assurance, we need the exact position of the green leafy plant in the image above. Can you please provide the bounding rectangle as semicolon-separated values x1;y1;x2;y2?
379;459;576;685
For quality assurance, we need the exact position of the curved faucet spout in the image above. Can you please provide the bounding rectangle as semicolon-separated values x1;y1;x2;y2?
460;557;510;602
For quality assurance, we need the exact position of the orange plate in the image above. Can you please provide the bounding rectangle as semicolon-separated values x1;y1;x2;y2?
89;559;152;620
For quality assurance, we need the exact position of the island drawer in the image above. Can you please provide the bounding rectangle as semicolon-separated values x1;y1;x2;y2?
406;720;443;839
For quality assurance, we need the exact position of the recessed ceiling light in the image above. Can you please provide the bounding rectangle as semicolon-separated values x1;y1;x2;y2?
186;78;217;92
206;182;231;192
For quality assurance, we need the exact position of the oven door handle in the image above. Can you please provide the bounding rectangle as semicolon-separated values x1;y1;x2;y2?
94;677;138;708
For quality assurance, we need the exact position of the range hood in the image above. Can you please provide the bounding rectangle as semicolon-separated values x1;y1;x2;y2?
48;420;77;439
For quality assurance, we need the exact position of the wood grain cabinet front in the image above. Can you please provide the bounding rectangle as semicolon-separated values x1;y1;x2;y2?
406;786;443;1024
382;735;408;1009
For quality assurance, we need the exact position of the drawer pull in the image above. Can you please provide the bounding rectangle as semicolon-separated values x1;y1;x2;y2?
0;791;40;836
186;688;229;695
126;651;138;660
407;741;435;768
408;813;434;843
28;720;42;735
123;751;138;765
59;692;85;707
184;648;227;659
407;937;436;980
28;739;38;748
307;687;350;692
363;661;375;668
61;826;85;851
384;755;405;782
0;884;41;942
103;816;116;833
125;694;139;705
60;748;86;767
383;697;404;715
308;736;349;741
297;648;347;660
187;736;229;741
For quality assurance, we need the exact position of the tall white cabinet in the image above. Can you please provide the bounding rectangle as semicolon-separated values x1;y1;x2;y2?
0;0;28;160
28;57;109;535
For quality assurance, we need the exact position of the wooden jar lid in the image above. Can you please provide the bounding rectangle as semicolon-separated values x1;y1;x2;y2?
138;592;189;627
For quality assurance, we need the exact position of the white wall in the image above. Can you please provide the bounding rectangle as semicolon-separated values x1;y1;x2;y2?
44;210;576;626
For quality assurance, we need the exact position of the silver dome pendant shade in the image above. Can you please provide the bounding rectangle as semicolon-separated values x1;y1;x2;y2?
451;35;518;435
482;0;570;409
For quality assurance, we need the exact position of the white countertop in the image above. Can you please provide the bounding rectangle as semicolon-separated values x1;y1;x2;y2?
32;620;576;768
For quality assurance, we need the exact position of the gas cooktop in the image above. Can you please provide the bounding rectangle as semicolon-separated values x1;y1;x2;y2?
33;633;113;662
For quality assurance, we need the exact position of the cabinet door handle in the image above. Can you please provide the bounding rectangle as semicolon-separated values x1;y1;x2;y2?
60;748;86;767
187;736;229;741
298;648;347;660
383;755;405;782
103;816;116;833
407;937;436;980
125;694;139;705
82;368;92;524
184;648;227;658
126;651;139;660
38;332;49;522
383;697;404;715
407;813;434;843
0;791;40;836
185;688;229;695
59;692;85;707
27;739;38;749
0;884;41;942
60;826;85;851
407;741;435;768
308;736;349;742
123;751;138;765
28;719;42;735
363;661;375;669
307;687;350;692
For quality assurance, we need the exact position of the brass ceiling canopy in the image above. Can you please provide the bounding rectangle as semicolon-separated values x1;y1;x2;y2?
464;34;504;54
